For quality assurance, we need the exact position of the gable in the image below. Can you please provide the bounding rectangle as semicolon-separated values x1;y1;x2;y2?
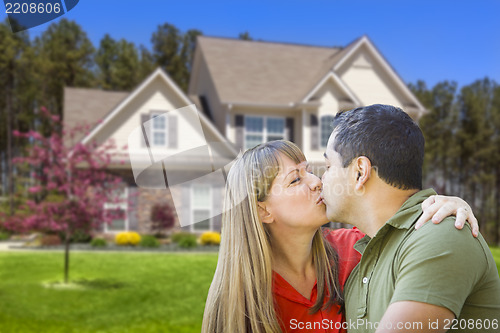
335;38;424;113
74;68;236;166
304;71;361;110
91;75;193;152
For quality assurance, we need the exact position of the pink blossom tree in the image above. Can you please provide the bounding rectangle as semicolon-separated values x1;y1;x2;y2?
2;107;125;283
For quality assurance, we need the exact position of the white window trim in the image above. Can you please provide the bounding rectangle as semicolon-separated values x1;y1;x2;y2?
104;187;129;233
189;185;213;232
150;111;169;147
244;115;286;149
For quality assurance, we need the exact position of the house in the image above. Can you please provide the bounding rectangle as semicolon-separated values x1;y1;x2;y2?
63;35;426;234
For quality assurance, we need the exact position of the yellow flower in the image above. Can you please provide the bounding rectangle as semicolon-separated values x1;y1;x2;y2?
200;231;221;245
115;231;142;246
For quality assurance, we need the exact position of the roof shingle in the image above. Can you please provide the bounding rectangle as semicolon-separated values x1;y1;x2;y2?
196;36;354;105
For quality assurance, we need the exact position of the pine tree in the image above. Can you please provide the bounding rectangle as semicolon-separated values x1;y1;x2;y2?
34;19;95;118
96;34;140;91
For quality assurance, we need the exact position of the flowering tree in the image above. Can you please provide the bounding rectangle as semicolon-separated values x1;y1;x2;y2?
2;107;125;283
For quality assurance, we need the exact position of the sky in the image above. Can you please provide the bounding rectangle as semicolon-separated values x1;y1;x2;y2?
2;0;499;89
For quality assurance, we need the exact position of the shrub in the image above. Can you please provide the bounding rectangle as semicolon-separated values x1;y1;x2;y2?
70;229;93;243
171;232;192;243
41;234;62;246
150;203;176;236
140;235;160;248
59;229;92;243
199;231;221;245
177;234;198;248
115;232;141;246
90;238;107;247
171;232;198;248
0;231;11;241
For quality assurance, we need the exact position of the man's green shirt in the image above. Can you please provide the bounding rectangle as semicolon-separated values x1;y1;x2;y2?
344;189;500;332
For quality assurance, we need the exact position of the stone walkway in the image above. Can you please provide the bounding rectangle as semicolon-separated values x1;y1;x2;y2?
0;241;26;251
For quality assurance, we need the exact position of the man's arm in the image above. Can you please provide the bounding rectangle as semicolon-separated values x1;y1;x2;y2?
375;301;454;333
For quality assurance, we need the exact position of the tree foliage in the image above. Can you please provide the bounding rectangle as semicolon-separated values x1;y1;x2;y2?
411;78;500;244
1;107;124;282
151;23;202;91
34;18;95;117
95;34;141;91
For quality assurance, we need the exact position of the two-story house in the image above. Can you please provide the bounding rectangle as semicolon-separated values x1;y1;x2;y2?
63;35;426;234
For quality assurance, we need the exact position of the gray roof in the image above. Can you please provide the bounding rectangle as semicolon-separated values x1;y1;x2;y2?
63;37;363;144
196;36;361;105
63;87;128;144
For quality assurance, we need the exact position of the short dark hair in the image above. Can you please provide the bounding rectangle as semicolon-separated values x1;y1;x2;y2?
331;104;424;190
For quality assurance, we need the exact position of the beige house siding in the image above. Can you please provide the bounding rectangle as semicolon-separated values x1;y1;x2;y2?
338;46;407;109
189;50;226;136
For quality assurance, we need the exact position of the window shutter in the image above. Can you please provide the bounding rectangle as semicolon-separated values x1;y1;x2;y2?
235;115;244;149
285;117;294;142
127;187;139;231
182;186;191;230
310;114;319;150
141;114;150;148
212;186;223;231
168;114;178;149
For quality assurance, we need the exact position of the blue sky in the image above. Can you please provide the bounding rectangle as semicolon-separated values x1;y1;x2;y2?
2;0;499;89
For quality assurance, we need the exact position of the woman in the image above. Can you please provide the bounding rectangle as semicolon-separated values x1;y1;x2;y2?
202;140;476;333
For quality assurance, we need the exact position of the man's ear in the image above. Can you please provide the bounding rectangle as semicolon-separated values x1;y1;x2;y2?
257;202;274;224
354;156;371;191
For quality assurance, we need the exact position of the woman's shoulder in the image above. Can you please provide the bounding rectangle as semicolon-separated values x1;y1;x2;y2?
323;227;365;249
323;227;364;286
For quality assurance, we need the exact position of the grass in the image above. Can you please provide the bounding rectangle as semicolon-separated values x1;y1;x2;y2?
0;248;499;333
0;252;218;333
490;246;500;273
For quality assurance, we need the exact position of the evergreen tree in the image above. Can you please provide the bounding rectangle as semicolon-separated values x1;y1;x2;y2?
34;18;95;118
238;31;253;40
0;20;38;215
151;23;202;91
96;34;140;90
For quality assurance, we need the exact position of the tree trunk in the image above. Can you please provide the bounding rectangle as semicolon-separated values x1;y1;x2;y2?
64;232;70;283
6;90;14;216
495;170;500;245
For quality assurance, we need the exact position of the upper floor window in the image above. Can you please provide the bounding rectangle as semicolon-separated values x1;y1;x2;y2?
244;116;285;149
321;115;335;147
150;112;168;147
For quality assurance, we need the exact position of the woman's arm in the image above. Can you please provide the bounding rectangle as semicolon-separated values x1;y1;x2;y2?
414;195;478;237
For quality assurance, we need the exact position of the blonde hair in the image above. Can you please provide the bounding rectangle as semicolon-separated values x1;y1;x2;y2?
202;141;342;333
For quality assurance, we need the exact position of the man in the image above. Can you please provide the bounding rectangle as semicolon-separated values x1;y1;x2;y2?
321;104;500;333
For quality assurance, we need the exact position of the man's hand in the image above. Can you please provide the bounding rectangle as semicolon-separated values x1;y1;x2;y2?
375;301;454;333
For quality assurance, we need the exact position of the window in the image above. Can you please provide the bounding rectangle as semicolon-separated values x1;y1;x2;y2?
104;187;128;232
150;112;168;147
244;116;285;149
190;185;212;232
321;115;335;147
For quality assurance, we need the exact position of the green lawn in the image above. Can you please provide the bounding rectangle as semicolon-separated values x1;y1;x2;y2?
0;252;218;333
491;246;500;273
1;248;499;333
